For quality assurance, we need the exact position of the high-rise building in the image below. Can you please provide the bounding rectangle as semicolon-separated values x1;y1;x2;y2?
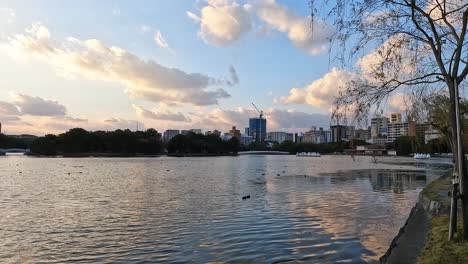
249;117;267;142
371;116;389;143
387;122;409;142
163;129;180;141
228;126;241;141
330;125;347;142
390;113;402;123
0;122;2;134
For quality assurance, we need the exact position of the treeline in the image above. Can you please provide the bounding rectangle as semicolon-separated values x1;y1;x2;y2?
166;132;239;155
0;134;35;149
389;136;450;155
31;128;163;155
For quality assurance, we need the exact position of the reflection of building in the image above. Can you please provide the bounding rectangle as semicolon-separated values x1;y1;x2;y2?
228;126;241;140
266;132;293;143
163;129;180;141
330;125;347;142
249;117;267;142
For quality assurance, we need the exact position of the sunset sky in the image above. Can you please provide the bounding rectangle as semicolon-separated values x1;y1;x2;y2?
0;0;405;135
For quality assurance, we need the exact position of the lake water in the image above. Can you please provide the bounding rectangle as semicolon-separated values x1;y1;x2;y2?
0;155;451;264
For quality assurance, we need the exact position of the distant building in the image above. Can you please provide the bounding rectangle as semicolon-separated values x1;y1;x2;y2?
330;125;347;142
346;126;356;139
355;127;371;141
387;122;410;142
249;117;267;142
163;129;180;141
241;135;253;145
228;126;241;141
294;133;304;143
205;130;221;137
190;129;202;134
390;113;402;123
0;122;2;134
181;129;202;135
266;132;293;144
425;126;443;143
371;116;389;143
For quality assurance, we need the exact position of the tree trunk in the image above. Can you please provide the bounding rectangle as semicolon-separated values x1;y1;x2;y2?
448;81;468;240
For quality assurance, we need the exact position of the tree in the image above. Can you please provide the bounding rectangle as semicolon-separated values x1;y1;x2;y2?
310;0;468;239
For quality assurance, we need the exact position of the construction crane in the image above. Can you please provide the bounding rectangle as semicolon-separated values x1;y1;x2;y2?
251;103;263;119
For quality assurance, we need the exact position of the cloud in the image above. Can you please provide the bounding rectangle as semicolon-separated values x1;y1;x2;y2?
255;0;333;55
188;0;252;46
132;104;190;122
279;68;355;110
0;8;15;24
0;100;20;115
11;93;67;116
154;30;172;51
4;23;232;106
227;65;239;86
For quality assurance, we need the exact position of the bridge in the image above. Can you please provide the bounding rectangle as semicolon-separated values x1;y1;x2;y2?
0;148;30;155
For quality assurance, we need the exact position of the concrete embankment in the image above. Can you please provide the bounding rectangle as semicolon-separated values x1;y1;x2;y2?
380;173;451;264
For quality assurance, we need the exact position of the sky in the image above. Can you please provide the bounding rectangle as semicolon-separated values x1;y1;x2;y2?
0;0;405;135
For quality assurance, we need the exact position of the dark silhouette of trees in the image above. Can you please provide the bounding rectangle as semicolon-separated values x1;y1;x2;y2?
166;132;239;155
30;128;162;155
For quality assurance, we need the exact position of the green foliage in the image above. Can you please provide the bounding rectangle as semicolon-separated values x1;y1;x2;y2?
247;141;269;151
394;136;415;155
419;216;468;264
30;128;162;155
166;132;239;154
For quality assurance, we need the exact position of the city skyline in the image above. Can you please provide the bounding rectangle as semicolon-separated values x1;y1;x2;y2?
0;0;409;135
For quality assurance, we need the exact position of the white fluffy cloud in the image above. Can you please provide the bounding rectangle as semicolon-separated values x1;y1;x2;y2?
4;22;233;106
255;0;334;55
279;68;355;109
132;104;190;122
11;93;67;116
187;0;252;46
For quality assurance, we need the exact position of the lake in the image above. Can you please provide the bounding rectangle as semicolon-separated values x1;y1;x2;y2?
0;155;451;263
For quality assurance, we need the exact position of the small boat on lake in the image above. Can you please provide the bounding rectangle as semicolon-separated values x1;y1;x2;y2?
414;153;431;159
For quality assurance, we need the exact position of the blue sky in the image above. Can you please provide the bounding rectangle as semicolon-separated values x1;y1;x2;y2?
0;0;369;135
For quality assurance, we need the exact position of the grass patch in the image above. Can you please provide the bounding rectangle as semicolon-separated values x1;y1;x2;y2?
419;215;468;264
420;176;451;204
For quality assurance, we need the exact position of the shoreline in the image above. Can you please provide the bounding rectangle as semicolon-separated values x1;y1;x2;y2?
380;171;451;263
